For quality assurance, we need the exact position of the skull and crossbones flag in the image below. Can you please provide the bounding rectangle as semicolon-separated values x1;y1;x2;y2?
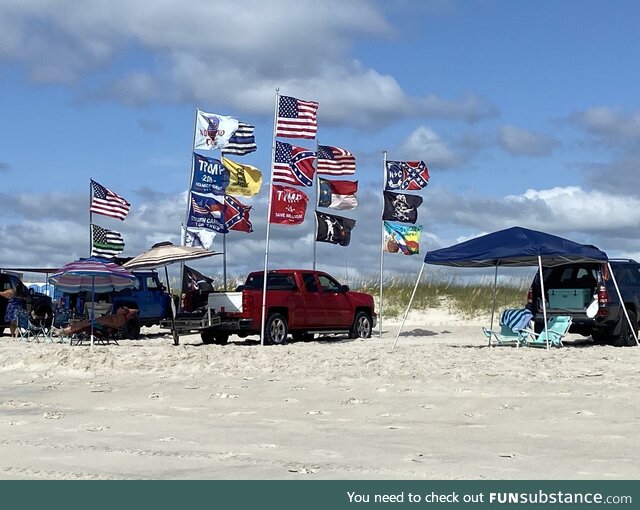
382;191;423;224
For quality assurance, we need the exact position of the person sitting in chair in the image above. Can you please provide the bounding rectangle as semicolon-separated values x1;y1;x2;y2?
58;307;136;336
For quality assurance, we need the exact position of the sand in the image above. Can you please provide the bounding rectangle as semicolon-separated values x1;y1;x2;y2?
1;307;640;480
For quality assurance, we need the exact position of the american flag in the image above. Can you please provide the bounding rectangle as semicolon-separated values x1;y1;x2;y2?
316;145;356;175
90;180;131;221
276;95;318;139
273;141;315;187
91;224;125;258
222;122;257;156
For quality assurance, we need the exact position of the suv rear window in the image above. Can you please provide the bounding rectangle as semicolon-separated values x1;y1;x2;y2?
542;264;599;288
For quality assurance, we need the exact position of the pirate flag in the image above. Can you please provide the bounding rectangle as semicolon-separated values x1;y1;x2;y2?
315;211;356;247
382;190;423;224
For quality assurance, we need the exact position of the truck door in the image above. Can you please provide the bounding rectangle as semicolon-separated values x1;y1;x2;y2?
317;273;352;327
300;272;327;327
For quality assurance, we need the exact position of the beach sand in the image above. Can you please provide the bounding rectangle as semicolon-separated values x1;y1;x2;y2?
1;307;639;480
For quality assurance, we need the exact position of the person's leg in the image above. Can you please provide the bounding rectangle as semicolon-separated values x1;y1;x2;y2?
9;320;17;337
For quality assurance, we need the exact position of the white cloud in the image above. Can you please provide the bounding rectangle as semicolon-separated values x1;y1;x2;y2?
397;126;458;168
498;125;559;157
0;0;497;127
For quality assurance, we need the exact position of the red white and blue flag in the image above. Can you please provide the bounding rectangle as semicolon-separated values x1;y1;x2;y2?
90;180;131;221
384;161;430;191
316;145;356;175
273;141;315;187
276;95;318;139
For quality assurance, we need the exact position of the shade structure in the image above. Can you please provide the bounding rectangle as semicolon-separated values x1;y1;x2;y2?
123;241;219;270
424;226;608;268
49;257;138;293
48;257;137;345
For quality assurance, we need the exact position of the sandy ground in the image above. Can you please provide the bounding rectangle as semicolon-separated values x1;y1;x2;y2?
1;307;640;480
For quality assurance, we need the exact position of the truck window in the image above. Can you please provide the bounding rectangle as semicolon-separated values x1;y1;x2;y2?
623;265;640;285
146;277;160;290
244;273;297;291
318;275;341;293
302;273;318;292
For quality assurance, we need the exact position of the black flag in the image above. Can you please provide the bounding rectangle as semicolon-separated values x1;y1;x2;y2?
315;211;356;246
382;190;423;224
182;265;214;292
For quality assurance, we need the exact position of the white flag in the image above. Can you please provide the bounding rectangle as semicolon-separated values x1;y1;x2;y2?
194;110;239;150
183;226;216;250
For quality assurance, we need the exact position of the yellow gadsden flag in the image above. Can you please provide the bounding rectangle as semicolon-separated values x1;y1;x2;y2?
222;157;262;197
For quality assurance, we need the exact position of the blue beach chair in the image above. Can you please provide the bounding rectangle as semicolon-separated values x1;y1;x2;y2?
483;308;535;347
528;315;572;348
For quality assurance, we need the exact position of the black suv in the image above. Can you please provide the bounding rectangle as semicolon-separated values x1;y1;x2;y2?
527;259;640;346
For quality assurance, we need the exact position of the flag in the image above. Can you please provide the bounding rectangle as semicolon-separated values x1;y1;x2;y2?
194;110;239;150
91;224;125;258
317;177;358;210
90;180;131;221
183;226;216;250
316;145;356;175
382;190;423;224
384;160;430;190
270;184;308;225
273;141;315;186
182;265;214;292
222;122;257;156
276;95;318;139
384;221;423;255
222;157;262;197
225;195;253;233
315;211;356;247
187;192;227;233
191;153;229;195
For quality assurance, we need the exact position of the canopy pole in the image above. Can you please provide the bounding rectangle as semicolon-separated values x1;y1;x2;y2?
90;275;95;346
392;262;425;349
607;262;639;346
538;255;549;350
490;263;499;331
165;266;178;345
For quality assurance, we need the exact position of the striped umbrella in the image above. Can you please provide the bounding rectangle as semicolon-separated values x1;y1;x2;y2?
49;257;137;345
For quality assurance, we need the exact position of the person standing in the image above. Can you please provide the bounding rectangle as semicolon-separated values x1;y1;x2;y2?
1;285;28;337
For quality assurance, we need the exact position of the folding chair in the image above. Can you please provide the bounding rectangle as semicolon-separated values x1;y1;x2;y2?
15;308;47;342
483;308;535;347
528;315;572;348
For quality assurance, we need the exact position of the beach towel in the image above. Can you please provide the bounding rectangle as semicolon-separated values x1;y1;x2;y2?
500;308;533;333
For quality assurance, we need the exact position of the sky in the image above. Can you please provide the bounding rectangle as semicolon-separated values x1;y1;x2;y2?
2;0;640;285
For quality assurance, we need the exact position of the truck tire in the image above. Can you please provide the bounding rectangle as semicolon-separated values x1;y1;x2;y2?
614;309;638;347
349;311;372;339
265;313;288;345
126;316;140;339
201;330;228;345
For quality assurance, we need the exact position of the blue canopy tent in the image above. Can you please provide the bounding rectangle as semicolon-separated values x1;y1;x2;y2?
393;226;637;348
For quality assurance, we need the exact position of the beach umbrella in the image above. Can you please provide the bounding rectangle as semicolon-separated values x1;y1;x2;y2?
49;257;137;345
123;242;220;345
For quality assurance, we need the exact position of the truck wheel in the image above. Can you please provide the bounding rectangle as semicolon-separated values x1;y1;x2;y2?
201;329;215;344
615;310;638;347
349;311;372;339
214;333;229;345
265;313;288;345
126;316;140;339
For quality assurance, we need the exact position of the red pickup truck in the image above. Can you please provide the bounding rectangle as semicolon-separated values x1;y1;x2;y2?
200;269;377;345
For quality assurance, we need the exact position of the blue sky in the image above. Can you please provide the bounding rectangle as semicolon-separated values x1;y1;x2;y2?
2;0;640;282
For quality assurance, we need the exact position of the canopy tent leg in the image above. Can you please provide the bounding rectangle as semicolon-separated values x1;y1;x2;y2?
392;263;425;349
489;264;499;346
607;262;639;346
538;255;549;350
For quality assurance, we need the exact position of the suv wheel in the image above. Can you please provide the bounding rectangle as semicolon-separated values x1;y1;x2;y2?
349;311;372;339
265;313;288;345
615;310;638;347
126;316;140;339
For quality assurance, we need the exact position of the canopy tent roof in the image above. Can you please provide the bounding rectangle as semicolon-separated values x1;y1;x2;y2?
424;226;608;268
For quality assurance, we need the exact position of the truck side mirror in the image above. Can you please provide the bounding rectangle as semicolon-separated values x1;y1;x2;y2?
340;284;350;292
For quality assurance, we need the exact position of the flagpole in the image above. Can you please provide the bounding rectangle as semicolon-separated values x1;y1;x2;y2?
260;88;280;347
379;151;387;338
179;108;200;307
222;233;228;290
313;141;319;270
89;179;93;257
